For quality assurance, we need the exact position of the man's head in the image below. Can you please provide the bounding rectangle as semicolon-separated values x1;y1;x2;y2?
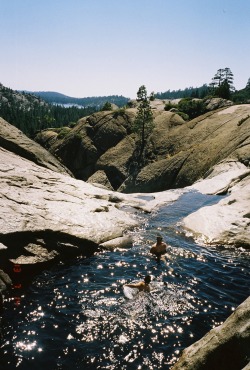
144;275;151;284
157;235;163;242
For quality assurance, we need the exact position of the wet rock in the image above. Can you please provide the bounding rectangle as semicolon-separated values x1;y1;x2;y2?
0;242;7;251
9;244;59;266
100;235;133;250
172;296;250;370
0;269;12;294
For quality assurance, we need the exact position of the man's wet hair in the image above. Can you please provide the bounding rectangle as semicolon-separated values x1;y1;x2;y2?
144;275;151;284
157;235;163;240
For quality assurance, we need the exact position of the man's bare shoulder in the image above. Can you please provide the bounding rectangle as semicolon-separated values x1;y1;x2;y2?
150;245;157;252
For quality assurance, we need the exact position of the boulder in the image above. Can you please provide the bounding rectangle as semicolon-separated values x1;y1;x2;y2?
99;235;133;250
0;146;147;267
36;110;135;181
96;135;137;190
183;161;250;248
0;117;72;175
9;244;59;265
172;296;250;370
0;269;12;292
87;170;114;190
204;97;233;111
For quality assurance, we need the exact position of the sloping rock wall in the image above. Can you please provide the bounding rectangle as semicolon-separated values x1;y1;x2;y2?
35;105;250;193
172;296;250;370
0;117;71;175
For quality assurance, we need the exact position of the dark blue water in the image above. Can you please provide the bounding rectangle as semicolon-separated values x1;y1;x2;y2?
1;191;249;369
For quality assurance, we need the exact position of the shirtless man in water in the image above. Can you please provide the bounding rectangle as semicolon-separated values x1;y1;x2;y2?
150;236;168;258
125;275;151;292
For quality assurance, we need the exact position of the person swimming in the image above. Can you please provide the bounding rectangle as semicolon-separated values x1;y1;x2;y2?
124;275;151;292
150;236;168;258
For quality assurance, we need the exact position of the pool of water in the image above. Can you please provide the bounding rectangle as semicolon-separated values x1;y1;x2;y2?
1;191;249;369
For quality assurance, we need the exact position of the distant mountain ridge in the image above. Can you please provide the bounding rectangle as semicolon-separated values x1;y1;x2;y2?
0;83;96;136
24;91;130;107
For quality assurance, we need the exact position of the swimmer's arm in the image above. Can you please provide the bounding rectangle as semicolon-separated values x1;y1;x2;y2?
125;282;142;288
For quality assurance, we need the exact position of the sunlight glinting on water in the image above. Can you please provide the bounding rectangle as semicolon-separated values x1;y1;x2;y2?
1;192;249;369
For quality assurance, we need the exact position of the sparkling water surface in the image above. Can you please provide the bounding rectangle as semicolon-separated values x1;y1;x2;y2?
1;191;249;369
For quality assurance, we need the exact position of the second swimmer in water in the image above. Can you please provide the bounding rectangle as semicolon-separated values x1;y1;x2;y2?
124;275;151;292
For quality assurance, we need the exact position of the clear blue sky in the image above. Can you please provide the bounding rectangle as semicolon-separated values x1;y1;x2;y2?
0;0;249;98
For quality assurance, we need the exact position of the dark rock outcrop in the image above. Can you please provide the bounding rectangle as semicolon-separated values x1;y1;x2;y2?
35;110;135;183
172;296;250;370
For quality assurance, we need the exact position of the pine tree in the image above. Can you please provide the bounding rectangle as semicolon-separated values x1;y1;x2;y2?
209;67;235;98
132;85;154;158
246;78;250;90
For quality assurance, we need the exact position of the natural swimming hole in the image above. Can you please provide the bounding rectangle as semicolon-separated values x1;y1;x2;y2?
1;191;249;369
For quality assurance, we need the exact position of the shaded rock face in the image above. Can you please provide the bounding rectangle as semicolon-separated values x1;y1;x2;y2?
172;296;250;370
35;105;250;193
36;110;135;188
0;117;72;175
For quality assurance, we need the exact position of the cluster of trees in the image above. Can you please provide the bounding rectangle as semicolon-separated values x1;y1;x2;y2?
233;77;250;103
164;98;206;120
155;84;209;100
156;68;250;103
0;84;96;137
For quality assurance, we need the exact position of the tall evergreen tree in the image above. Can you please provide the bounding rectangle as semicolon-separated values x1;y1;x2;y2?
132;85;154;158
246;78;250;90
209;67;235;98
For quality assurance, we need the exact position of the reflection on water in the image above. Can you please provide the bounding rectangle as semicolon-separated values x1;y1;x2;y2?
0;191;249;369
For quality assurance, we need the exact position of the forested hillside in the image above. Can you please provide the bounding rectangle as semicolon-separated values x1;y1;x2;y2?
0;84;96;137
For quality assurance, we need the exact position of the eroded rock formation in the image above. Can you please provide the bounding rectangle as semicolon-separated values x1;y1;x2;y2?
35;104;250;193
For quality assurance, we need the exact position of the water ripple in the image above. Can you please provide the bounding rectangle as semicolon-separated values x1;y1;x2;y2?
0;192;249;369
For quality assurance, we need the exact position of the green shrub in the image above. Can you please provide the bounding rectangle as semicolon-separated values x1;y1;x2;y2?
101;101;112;111
176;111;189;121
112;108;126;118
177;98;206;119
164;102;176;111
68;121;77;128
57;127;71;139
